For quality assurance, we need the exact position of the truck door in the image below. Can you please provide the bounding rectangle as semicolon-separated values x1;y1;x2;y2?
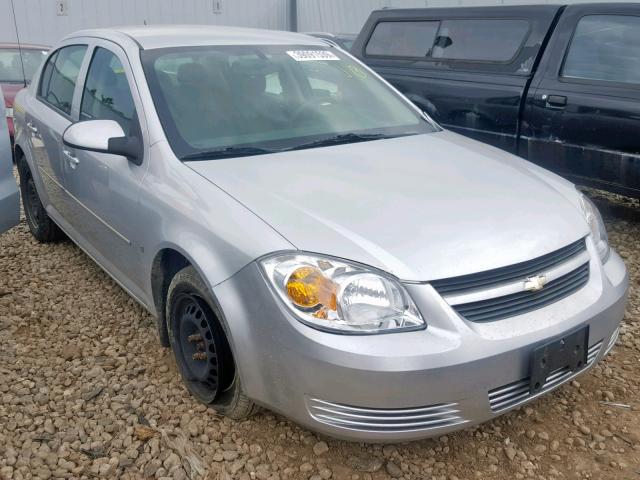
523;4;640;197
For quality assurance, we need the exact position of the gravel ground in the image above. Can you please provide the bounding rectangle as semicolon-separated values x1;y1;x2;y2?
0;187;638;480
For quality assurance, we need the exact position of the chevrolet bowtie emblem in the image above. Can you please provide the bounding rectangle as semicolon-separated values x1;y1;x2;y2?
524;275;548;292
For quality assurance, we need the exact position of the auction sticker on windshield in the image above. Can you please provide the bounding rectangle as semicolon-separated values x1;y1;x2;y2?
287;50;340;61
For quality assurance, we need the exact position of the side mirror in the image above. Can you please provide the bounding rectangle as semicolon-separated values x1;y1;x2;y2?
63;120;142;165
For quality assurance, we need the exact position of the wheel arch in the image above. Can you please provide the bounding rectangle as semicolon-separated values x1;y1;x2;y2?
149;244;238;348
13;143;25;162
13;139;50;209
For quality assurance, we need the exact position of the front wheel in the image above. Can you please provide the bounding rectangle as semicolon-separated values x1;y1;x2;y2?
166;266;258;419
17;157;64;243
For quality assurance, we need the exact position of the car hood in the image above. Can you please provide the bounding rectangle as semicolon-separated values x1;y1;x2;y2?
188;131;589;282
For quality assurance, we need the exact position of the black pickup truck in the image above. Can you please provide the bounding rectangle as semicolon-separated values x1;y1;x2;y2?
353;4;640;198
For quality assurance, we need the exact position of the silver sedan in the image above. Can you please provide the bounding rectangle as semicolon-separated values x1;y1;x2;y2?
12;26;628;442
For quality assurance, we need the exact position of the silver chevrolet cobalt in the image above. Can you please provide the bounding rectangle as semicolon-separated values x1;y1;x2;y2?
13;26;628;441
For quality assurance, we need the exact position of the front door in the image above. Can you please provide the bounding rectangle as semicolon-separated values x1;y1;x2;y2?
62;40;149;300
523;5;640;197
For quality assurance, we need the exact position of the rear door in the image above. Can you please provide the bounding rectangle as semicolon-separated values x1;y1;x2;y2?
523;4;640;197
354;6;560;154
0;85;19;233
28;43;88;214
62;39;149;299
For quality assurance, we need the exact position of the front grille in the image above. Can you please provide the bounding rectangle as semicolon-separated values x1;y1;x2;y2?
453;262;590;323
432;238;586;295
488;340;602;412
307;398;467;433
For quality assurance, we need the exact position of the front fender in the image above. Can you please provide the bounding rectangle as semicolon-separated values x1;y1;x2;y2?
140;141;294;319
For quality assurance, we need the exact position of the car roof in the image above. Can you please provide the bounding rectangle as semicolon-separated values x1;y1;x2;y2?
369;4;564;17
64;25;326;50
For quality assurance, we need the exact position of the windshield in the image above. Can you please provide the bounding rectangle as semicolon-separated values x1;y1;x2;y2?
0;48;48;84
141;45;436;160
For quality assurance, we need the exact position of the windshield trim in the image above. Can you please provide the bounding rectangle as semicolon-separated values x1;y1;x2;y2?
179;132;423;161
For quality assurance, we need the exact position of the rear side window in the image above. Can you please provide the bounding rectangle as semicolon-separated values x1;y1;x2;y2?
80;47;137;135
562;15;640;85
365;18;529;63
366;21;439;57
38;45;87;115
432;19;529;62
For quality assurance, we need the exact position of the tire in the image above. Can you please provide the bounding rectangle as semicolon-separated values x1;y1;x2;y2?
17;156;64;243
166;266;259;419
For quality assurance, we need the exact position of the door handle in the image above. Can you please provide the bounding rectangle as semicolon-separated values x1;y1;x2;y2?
26;121;39;134
63;149;79;168
542;94;567;108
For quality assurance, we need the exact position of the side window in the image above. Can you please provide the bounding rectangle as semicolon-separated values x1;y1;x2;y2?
562;15;640;85
38;51;58;98
38;45;87;115
80;47;136;135
431;19;529;62
366;21;440;57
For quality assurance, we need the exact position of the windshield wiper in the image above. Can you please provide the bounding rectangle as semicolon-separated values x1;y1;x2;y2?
285;133;393;152
181;133;404;160
181;146;278;161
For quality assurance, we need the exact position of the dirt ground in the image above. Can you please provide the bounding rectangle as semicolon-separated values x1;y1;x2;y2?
0;188;638;480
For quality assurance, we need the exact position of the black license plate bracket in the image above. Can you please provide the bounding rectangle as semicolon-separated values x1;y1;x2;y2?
529;326;589;393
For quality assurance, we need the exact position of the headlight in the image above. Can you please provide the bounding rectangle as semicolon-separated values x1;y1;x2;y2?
260;253;425;334
579;193;610;263
5;107;13;119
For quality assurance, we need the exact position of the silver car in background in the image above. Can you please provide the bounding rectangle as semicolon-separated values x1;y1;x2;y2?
0;84;19;233
13;26;628;442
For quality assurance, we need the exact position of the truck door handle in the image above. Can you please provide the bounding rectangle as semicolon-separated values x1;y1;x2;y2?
542;94;567;108
63;149;79;168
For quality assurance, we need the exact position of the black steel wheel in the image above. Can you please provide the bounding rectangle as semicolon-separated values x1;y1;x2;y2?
24;176;43;230
166;266;258;419
17;156;64;242
171;292;230;402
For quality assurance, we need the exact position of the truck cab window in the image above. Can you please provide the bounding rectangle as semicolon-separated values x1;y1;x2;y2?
431;19;530;62
366;21;439;57
562;15;640;85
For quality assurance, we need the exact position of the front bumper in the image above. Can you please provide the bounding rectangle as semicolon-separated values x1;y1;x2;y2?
213;244;628;442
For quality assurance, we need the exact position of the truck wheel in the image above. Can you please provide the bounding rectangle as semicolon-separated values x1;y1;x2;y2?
17;157;64;243
166;266;259;419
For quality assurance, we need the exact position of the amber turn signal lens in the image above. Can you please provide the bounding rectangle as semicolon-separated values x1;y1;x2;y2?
286;266;337;310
